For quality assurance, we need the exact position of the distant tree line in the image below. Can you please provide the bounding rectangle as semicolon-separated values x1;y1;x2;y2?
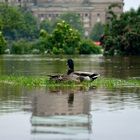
0;3;139;55
0;3;101;55
37;21;101;55
0;3;38;40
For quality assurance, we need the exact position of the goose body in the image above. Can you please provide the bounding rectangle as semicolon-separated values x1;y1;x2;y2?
72;71;100;81
48;59;100;82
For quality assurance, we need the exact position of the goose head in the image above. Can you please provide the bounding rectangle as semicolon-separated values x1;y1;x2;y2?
67;59;74;75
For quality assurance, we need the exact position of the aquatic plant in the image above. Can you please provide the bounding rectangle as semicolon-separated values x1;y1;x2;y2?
0;75;140;90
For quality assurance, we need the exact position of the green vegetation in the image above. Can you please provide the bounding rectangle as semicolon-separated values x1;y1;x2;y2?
58;13;84;37
0;31;7;54
51;20;81;54
103;5;140;56
40;13;84;37
0;3;139;55
0;3;101;55
90;22;104;41
0;75;140;89
34;21;101;54
11;39;33;54
79;39;102;54
0;3;38;40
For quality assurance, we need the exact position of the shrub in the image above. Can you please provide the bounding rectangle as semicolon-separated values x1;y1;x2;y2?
79;39;102;54
52;47;64;55
103;6;140;55
0;31;7;54
51;21;81;54
11;39;32;54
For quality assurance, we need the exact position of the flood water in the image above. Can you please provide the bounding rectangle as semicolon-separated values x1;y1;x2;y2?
0;55;140;140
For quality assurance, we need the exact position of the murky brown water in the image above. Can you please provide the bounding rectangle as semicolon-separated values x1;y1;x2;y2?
0;55;140;140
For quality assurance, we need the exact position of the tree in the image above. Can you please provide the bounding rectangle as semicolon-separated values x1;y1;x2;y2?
0;31;7;54
18;9;38;39
58;13;84;37
11;39;33;54
103;5;140;55
0;18;3;30
40;19;56;34
79;39;102;54
37;29;50;53
0;3;38;40
40;12;84;36
0;3;24;39
51;20;81;54
90;22;104;41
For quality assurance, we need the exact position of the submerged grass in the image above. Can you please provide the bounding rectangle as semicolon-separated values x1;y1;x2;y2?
0;75;140;89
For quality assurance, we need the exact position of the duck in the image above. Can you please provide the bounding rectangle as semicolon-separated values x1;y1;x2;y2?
66;59;100;82
48;59;100;82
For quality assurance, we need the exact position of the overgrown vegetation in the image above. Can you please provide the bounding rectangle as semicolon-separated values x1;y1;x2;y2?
0;3;38;40
102;5;140;56
79;39;102;54
0;75;140;89
90;22;104;41
40;13;84;36
0;3;139;55
0;31;7;54
26;20;101;55
0;3;101;55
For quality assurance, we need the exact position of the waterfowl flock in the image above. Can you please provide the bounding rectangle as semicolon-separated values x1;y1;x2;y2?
48;59;100;82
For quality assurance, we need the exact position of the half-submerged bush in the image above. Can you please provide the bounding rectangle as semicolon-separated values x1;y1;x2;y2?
11;39;33;54
79;39;102;54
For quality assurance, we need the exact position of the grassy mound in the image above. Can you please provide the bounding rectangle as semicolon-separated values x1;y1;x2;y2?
0;75;140;89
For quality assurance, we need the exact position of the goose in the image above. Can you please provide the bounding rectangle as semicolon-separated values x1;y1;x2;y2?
48;59;100;82
66;59;100;82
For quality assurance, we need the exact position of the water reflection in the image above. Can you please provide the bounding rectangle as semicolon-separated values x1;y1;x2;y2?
90;87;140;112
0;83;140;140
0;54;140;139
30;88;92;139
0;84;31;115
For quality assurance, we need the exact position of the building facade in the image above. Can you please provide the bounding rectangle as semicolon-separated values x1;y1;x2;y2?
1;0;124;36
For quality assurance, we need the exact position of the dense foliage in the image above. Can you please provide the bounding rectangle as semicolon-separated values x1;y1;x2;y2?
0;3;101;55
103;6;140;55
0;3;38;40
40;19;56;34
58;13;84;37
90;22;104;41
35;21;101;55
0;31;7;54
79;39;102;54
51;20;81;54
11;39;33;54
40;13;84;36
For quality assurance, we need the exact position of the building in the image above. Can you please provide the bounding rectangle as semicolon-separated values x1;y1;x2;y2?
1;0;124;36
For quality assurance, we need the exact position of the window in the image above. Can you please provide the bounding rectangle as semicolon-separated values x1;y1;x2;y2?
85;13;88;17
97;13;100;17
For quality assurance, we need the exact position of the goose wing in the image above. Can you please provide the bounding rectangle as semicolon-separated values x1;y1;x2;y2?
73;71;98;77
73;71;100;81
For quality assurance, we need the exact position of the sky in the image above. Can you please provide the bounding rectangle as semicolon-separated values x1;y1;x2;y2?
124;0;140;11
